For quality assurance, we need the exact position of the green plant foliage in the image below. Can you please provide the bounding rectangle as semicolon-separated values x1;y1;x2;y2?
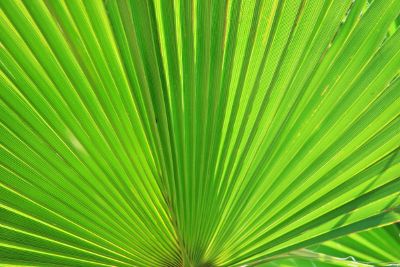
0;0;399;266
262;224;400;266
310;223;400;266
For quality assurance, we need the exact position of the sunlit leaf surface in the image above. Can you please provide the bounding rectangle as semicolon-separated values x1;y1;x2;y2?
1;0;399;266
263;224;400;266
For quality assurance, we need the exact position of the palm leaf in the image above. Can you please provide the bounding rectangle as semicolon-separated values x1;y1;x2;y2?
261;224;400;266
310;223;400;266
0;0;399;266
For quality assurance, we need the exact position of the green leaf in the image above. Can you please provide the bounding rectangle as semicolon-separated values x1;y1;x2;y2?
262;224;400;266
1;0;399;266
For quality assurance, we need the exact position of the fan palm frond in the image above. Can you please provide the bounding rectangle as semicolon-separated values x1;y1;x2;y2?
1;0;399;266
